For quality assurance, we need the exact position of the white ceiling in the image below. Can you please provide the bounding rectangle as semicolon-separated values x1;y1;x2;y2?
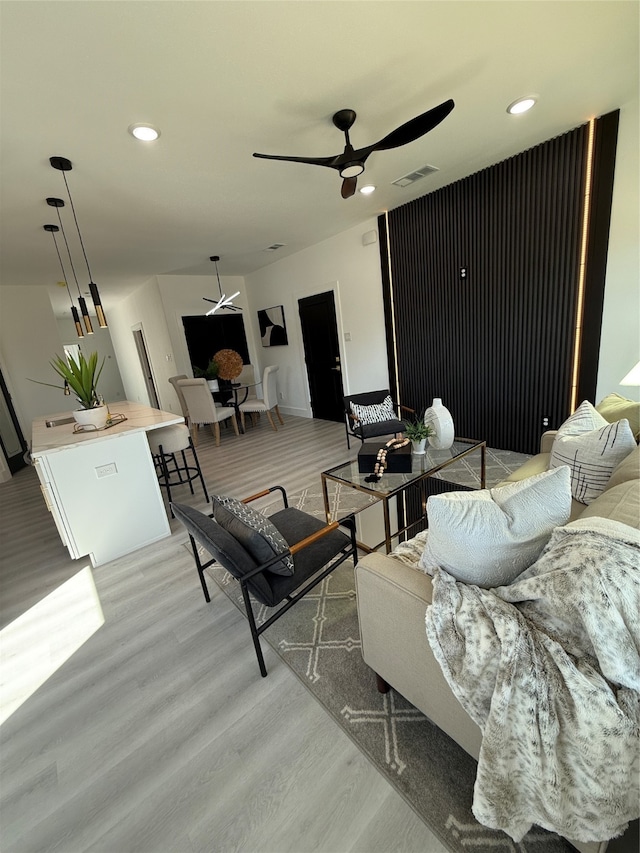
0;1;637;317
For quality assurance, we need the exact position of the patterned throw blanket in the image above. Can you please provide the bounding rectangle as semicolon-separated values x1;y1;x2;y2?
425;517;640;844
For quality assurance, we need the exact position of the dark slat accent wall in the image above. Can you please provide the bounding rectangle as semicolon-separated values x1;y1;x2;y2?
381;123;593;454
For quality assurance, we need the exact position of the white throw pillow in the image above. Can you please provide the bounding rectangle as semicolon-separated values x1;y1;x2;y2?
549;400;636;505
350;395;396;425
418;466;572;588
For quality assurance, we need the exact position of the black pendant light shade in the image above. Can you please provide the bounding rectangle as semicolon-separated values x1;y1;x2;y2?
43;223;84;338
50;156;107;328
46;197;93;334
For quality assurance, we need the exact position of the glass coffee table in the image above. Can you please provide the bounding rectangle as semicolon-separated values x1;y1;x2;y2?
321;437;486;554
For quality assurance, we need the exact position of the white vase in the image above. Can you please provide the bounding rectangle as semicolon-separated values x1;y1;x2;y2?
73;405;108;430
207;379;219;392
424;398;454;449
411;438;427;455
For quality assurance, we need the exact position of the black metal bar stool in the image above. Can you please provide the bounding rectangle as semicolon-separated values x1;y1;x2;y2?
147;424;209;516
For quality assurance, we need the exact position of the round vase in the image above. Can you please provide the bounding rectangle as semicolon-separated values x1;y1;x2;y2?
207;379;219;392
73;405;108;430
424;398;454;449
411;438;427;455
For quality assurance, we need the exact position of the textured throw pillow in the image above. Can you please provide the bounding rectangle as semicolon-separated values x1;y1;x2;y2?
549;400;636;505
418;466;572;588
596;393;640;440
212;495;294;576
350;395;396;425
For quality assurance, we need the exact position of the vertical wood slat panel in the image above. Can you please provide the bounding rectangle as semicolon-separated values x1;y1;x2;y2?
385;123;589;454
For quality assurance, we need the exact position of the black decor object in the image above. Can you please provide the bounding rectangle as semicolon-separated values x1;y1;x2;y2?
357;440;412;474
253;100;454;198
379;112;618;456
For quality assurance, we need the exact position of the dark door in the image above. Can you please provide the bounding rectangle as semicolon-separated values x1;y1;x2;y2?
0;368;28;474
298;291;344;422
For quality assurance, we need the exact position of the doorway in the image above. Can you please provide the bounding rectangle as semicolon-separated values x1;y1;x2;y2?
298;291;344;423
132;327;160;409
0;368;28;474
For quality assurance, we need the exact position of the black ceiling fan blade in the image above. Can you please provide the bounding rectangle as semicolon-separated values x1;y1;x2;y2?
341;176;357;199
253;151;339;169
372;99;455;152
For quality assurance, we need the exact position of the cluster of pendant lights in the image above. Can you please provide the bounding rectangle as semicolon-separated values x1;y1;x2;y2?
43;156;107;338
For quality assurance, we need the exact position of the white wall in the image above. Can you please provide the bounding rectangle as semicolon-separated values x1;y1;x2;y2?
0;286;73;435
596;97;640;402
56;318;127;405
106;277;177;413
244;218;387;417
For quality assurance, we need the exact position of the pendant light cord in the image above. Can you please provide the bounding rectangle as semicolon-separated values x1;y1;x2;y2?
49;230;76;305
61;170;94;282
54;207;83;299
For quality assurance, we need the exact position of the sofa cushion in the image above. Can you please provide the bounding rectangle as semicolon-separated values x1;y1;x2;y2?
350;395;395;425
596;393;640;440
211;494;294;576
549;400;636;505
419;466;572;588
605;444;640;491
580;480;640;528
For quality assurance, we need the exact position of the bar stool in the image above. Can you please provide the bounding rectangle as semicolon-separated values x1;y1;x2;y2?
147;424;209;516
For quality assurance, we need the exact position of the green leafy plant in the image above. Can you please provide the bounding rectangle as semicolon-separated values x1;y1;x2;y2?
402;415;434;442
193;358;219;381
30;351;105;409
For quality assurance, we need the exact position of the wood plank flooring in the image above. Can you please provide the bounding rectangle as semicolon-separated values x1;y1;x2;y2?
0;415;454;853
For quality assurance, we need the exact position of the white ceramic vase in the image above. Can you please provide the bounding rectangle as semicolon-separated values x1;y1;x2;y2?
411;438;427;455
207;379;219;392
73;405;108;430
424;398;454;449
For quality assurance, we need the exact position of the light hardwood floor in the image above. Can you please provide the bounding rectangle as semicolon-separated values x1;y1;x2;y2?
1;415;454;853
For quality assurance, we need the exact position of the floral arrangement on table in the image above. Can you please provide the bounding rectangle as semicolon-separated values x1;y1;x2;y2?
402;415;434;442
193;358;220;381
213;349;243;381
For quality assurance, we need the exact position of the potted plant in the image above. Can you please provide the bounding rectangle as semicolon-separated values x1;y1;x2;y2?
193;358;220;391
31;351;107;429
402;415;433;455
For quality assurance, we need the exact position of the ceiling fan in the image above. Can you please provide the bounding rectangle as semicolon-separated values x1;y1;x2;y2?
253;99;454;198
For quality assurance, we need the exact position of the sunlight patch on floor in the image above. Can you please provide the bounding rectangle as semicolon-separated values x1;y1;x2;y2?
0;566;104;726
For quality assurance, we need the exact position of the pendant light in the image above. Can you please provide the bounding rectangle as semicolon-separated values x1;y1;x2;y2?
43;223;85;338
50;156;108;328
203;255;241;314
46;198;93;334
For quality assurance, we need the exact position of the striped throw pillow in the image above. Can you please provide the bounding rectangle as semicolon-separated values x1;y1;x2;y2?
350;395;396;425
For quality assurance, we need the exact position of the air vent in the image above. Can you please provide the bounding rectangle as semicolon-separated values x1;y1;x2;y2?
391;164;439;188
263;243;285;252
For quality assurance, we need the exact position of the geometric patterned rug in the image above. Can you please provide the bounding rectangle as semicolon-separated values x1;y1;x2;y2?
203;449;576;853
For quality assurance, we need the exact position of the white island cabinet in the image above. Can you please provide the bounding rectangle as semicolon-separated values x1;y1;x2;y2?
32;401;183;567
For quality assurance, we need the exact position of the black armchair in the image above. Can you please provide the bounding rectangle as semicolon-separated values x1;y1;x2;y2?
343;390;413;449
172;486;357;677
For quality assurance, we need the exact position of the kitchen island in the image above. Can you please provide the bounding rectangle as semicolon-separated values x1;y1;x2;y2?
32;401;183;567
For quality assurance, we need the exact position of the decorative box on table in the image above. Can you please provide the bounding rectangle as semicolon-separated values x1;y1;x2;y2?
357;440;412;473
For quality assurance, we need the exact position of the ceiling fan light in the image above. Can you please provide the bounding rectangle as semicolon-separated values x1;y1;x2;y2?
129;123;160;141
507;97;537;115
359;185;376;195
340;162;365;179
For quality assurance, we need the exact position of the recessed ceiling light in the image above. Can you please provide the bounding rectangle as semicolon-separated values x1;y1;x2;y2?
359;185;376;195
128;123;160;141
506;97;537;115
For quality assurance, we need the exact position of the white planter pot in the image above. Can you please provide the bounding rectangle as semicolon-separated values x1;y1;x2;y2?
207;379;219;392
411;438;427;455
424;398;455;449
73;405;108;430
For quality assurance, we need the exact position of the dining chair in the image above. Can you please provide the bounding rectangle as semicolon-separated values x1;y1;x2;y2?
168;374;189;420
239;365;284;431
177;378;239;446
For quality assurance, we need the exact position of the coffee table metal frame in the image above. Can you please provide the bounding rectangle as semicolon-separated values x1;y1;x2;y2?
321;437;486;554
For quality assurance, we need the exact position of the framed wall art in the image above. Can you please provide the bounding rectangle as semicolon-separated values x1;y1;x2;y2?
258;305;288;347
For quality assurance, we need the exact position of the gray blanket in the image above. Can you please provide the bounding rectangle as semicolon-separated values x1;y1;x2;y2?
425;517;640;843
